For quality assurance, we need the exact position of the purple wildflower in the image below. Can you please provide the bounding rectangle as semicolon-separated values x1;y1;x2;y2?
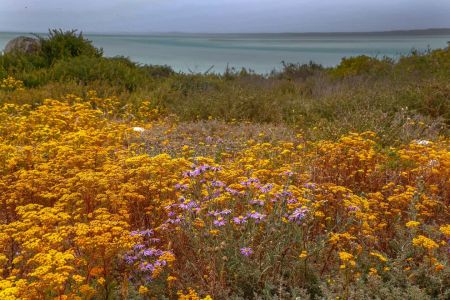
220;209;232;215
287;198;298;204
213;217;226;227
284;171;294;177
249;199;265;206
225;187;241;196
179;200;198;210
247;211;266;223
124;254;137;264
140;229;153;237
240;247;253;256
233;216;247;225
259;183;274;193
175;183;188;190
139;263;155;272
154;260;167;267
142;249;156;257
133;244;145;251
241;178;260;187
207;210;221;217
304;182;316;190
166;216;183;224
288;207;308;224
211;180;226;188
205;191;222;200
347;205;359;212
184;165;222;178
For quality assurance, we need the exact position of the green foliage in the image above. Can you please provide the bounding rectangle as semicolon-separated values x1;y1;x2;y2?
275;60;324;80
49;56;148;92
0;51;47;78
36;29;103;66
331;55;393;78
142;64;175;78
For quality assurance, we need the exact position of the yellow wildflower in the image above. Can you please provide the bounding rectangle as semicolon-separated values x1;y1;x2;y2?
412;235;439;250
406;221;420;228
370;252;388;262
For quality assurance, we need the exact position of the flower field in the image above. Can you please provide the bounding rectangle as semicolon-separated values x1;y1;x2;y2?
0;91;449;299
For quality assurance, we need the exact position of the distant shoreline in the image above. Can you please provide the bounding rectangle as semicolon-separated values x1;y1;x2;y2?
1;28;450;37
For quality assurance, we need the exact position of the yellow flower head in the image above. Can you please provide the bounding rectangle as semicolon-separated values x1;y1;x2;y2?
138;285;149;295
299;251;308;259
406;221;420;228
412;235;439;250
370;252;388;262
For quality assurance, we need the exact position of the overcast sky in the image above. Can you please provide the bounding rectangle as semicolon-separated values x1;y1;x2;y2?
1;0;449;33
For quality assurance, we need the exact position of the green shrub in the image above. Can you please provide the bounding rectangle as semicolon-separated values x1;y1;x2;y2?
36;29;103;66
395;46;450;77
49;56;148;92
331;55;393;78
142;64;175;78
274;61;324;80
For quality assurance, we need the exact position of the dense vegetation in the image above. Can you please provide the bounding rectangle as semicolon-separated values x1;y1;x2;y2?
1;30;449;144
0;30;449;299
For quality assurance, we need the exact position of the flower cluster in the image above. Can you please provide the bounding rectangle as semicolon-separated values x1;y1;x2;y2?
0;76;24;91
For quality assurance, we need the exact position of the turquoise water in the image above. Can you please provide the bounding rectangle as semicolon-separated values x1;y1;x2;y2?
1;32;449;74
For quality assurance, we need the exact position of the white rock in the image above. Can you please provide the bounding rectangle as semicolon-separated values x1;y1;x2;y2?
132;127;145;133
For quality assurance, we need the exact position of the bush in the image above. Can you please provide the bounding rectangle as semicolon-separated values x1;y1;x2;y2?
274;61;324;80
36;29;103;66
49;56;148;92
331;55;393;78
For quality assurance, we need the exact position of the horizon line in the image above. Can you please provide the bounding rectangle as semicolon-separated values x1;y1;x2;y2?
1;27;450;36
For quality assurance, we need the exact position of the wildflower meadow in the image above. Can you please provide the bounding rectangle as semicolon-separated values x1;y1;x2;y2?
0;31;449;299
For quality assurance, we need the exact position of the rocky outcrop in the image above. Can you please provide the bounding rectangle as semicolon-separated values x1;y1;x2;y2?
4;36;40;54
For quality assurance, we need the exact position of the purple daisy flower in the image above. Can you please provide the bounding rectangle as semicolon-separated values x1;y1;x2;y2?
140;229;153;237
304;182;316;190
247;211;266;223
142;249;156;257
175;183;188;190
259;183;274;193
124;254;137;264
249;199;265;206
240;247;253;256
220;209;232;215
347;205;359;212
288;207;308;224
139;263;155;272
133;244;145;251
241;178;260;187
225;187;241;196
211;180;226;188
213;218;226;227
233;216;247;225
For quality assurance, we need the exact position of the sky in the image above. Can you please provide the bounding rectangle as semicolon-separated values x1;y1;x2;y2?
0;0;449;33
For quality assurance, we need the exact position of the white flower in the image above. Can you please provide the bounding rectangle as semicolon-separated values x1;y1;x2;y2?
415;140;431;146
132;127;145;133
428;159;439;167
